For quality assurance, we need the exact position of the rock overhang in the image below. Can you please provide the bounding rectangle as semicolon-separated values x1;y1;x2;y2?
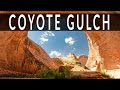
0;11;120;78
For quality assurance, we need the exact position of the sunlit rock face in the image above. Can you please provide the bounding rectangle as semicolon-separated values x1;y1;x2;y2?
67;53;78;61
85;31;120;78
83;11;120;78
0;31;58;74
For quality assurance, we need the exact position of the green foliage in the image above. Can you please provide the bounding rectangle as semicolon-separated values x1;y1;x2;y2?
36;68;71;79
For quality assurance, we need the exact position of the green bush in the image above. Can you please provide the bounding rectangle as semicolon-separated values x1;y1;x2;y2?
36;68;71;79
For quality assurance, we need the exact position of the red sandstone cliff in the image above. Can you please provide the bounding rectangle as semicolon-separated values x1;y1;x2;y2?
85;31;120;72
0;31;57;74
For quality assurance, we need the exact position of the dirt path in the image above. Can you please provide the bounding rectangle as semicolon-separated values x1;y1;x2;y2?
71;71;111;79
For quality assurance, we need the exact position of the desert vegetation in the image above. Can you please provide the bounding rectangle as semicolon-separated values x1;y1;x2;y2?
0;66;112;79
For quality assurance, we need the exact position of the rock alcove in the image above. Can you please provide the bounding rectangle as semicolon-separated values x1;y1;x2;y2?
0;11;120;78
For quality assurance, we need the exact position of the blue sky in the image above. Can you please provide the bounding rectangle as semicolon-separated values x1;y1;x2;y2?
28;17;88;57
28;31;89;58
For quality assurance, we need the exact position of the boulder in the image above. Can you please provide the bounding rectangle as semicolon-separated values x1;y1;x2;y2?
77;55;88;67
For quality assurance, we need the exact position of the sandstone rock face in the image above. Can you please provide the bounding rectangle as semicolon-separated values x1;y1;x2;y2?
59;53;78;66
67;53;77;61
77;55;88;67
0;31;57;74
85;31;120;72
51;58;64;68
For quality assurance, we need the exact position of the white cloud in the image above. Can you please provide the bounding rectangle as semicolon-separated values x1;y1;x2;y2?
39;31;55;44
41;31;55;37
40;37;48;44
49;51;62;57
65;37;75;45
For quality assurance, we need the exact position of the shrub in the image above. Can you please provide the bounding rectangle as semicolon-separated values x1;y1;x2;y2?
36;68;71;79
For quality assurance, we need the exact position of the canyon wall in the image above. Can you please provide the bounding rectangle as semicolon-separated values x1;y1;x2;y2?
85;31;120;71
0;11;120;78
85;31;120;78
0;31;57;74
